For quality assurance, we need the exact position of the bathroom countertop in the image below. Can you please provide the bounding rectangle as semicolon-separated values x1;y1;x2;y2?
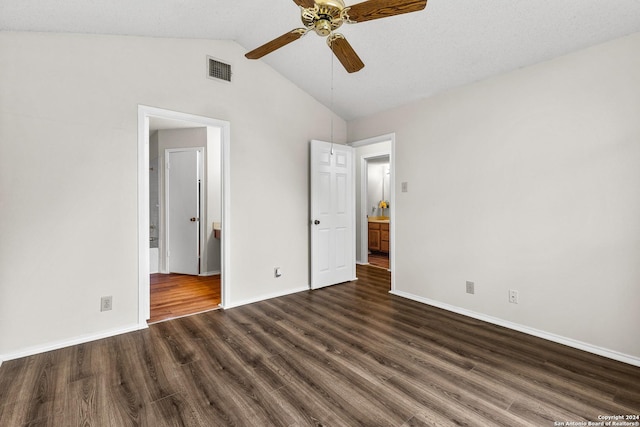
368;217;390;223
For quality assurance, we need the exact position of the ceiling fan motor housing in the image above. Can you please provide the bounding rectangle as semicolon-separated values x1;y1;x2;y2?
301;0;346;36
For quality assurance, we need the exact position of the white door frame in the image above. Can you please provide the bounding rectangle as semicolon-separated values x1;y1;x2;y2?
349;133;396;291
137;105;231;327
165;147;203;275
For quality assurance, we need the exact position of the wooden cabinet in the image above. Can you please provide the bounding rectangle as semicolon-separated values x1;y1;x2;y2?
368;221;389;254
368;225;381;251
381;226;389;253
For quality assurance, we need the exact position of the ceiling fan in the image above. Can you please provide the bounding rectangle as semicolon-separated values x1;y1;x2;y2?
245;0;428;73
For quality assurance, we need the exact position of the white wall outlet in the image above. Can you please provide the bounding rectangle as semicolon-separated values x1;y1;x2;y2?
274;267;282;278
509;289;519;304
101;296;113;311
466;281;474;294
401;182;408;193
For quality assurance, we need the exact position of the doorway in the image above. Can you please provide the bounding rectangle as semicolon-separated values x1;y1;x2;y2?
365;156;390;270
350;133;395;291
137;106;230;327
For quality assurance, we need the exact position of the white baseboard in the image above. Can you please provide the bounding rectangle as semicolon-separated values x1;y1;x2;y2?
0;284;309;363
390;290;640;368
8;288;635;369
0;323;146;363
224;286;309;309
200;270;221;277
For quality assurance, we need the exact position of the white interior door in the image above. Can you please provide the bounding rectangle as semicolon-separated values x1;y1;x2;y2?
167;149;201;275
310;140;356;289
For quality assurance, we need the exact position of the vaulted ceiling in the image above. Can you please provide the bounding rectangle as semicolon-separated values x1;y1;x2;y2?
2;0;640;120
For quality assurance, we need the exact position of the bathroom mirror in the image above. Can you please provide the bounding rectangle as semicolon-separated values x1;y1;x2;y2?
367;157;390;218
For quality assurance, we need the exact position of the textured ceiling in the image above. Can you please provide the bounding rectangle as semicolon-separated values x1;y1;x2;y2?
2;0;640;120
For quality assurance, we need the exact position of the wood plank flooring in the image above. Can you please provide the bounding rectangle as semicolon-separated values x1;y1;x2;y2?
1;264;639;426
368;252;390;270
149;273;221;323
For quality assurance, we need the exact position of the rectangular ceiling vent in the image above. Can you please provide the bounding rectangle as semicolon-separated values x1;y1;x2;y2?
207;56;232;82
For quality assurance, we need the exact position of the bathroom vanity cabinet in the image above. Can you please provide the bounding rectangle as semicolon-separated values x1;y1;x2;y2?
368;220;389;254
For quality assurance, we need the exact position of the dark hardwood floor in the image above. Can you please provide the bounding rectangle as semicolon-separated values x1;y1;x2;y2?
1;264;639;426
149;273;221;324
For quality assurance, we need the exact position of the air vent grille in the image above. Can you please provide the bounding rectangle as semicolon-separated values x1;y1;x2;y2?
208;57;232;82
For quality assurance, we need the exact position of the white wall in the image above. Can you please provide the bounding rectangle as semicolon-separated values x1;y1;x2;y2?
206;126;222;275
0;32;346;359
149;131;160;248
348;33;640;362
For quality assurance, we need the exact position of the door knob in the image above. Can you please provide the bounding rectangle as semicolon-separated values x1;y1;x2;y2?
190;217;198;222
314;220;320;225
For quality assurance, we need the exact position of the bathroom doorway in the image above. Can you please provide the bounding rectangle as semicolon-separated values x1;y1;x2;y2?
350;133;395;291
365;156;390;270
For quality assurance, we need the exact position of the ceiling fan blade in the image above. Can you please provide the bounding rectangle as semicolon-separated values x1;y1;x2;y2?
245;29;307;60
328;34;364;73
292;0;316;7
346;0;427;23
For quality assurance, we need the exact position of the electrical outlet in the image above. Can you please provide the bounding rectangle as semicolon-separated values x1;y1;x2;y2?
101;296;112;311
401;182;408;193
466;281;474;294
509;289;519;304
274;267;282;278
